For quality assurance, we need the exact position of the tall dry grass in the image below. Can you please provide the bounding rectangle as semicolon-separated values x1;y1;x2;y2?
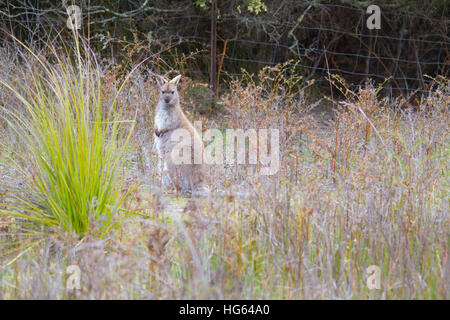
0;42;448;299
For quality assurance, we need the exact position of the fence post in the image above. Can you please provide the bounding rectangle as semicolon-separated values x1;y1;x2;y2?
210;0;217;100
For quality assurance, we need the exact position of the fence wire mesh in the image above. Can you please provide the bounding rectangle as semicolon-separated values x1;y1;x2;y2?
1;1;448;95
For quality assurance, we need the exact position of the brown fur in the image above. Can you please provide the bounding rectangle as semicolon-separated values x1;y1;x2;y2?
153;75;207;195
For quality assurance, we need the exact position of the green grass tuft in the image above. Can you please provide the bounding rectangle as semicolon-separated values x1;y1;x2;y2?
0;35;136;238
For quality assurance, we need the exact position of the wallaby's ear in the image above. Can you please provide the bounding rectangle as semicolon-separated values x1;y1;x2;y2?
169;75;182;85
155;75;167;87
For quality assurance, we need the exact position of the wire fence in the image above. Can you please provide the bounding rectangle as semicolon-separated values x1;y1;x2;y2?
1;2;449;95
146;10;449;95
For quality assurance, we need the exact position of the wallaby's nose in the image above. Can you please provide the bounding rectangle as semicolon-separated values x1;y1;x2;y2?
164;97;171;103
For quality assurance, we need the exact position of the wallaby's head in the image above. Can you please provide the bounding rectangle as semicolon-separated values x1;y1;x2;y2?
156;75;182;106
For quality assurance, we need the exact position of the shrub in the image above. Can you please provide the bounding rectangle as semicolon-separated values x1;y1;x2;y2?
0;36;136;238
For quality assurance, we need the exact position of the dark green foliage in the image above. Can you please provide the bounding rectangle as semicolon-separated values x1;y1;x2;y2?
1;1;447;92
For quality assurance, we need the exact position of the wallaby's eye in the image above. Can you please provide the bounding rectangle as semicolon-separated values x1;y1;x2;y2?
171;91;174;94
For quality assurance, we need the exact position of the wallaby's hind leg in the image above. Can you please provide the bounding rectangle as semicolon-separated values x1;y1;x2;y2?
162;173;172;189
160;160;173;189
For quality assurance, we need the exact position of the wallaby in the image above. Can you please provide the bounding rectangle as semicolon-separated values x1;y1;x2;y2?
153;74;208;195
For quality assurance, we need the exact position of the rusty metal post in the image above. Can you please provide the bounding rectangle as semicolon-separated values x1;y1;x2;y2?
210;0;217;97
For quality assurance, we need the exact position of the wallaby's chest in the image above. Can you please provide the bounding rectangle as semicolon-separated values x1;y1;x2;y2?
154;106;171;132
154;102;184;133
